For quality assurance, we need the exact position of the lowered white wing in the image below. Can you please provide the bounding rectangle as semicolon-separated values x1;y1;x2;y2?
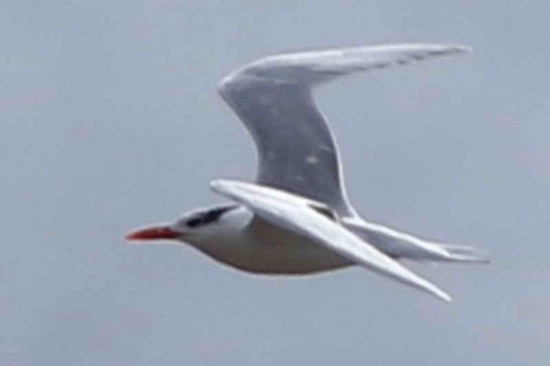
210;179;451;302
219;43;471;216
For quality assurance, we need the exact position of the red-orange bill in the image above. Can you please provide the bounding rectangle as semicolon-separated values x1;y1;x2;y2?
125;225;180;240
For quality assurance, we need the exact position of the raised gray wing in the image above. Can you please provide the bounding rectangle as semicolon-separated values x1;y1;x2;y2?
210;179;451;302
219;43;471;216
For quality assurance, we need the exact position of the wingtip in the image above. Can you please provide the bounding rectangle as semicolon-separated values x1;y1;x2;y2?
417;278;453;303
418;43;473;56
429;43;472;53
435;289;453;303
396;42;472;54
453;44;474;54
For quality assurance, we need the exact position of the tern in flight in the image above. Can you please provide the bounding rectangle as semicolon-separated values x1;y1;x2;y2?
126;43;488;302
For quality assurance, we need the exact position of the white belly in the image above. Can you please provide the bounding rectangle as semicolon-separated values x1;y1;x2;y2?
189;208;352;275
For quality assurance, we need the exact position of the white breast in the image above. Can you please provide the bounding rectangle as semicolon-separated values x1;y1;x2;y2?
188;206;352;274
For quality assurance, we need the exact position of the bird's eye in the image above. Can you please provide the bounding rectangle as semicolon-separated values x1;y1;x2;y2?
186;218;203;228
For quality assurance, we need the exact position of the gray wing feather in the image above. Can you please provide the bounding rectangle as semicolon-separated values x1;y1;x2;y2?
219;43;471;215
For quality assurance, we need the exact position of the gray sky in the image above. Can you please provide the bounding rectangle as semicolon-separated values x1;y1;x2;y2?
2;1;550;364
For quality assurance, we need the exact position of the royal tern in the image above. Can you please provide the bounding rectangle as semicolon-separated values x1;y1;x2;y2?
126;43;488;302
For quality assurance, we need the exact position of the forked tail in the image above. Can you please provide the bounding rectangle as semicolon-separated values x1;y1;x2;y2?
438;244;490;264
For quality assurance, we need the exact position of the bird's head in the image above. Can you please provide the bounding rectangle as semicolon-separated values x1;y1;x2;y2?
124;204;238;244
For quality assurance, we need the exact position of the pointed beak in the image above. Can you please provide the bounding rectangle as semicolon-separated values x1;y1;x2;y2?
125;225;180;241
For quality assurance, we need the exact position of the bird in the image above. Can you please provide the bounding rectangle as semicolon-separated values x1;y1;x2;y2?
125;43;489;302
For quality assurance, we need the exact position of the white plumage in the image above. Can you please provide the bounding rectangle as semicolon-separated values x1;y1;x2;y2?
126;43;488;302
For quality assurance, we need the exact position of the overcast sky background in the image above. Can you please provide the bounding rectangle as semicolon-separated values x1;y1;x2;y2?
2;1;550;365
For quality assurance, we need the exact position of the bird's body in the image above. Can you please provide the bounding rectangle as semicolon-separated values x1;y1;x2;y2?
186;206;352;274
127;43;488;301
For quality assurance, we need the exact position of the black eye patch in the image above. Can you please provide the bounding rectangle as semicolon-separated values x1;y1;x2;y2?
186;205;238;228
186;217;204;228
